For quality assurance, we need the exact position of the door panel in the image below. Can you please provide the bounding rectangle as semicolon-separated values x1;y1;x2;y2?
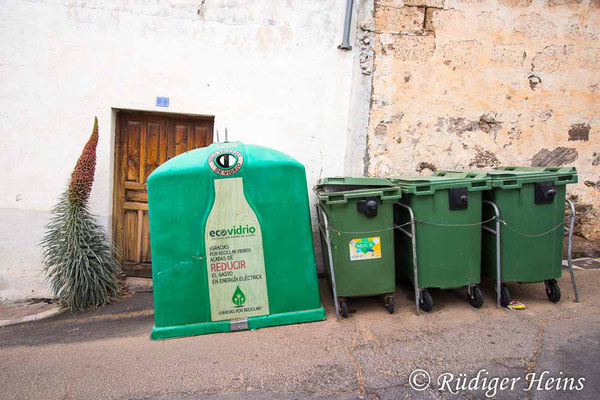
144;121;161;182
126;122;141;182
113;112;214;277
193;125;210;148
141;212;151;264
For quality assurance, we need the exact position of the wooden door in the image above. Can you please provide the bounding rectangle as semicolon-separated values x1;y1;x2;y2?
113;111;214;277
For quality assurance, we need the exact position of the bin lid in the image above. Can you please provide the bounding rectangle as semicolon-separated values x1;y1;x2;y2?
436;167;578;188
314;177;401;204
486;166;577;179
316;176;395;191
392;172;490;195
486;167;578;187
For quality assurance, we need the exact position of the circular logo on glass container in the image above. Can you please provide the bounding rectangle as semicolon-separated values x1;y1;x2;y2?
208;150;244;176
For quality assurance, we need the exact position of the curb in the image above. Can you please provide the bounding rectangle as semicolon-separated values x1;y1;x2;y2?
562;263;584;270
562;257;600;270
0;306;64;328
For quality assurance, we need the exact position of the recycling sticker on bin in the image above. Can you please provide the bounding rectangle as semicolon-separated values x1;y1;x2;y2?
204;177;270;321
349;237;382;261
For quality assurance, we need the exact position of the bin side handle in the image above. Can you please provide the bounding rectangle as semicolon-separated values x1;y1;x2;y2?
555;174;578;185
395;202;420;315
496;180;522;189
565;199;580;302
468;180;491;191
316;204;341;319
483;200;502;308
380;190;402;201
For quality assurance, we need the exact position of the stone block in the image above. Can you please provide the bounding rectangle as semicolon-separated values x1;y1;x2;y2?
490;43;527;68
577;47;600;70
375;5;425;33
498;0;533;6
532;45;575;72
404;0;445;7
375;0;406;7
378;33;435;63
429;9;466;33
565;15;599;41
476;12;506;33
513;13;557;40
441;40;483;69
375;0;445;6
469;147;500;168
546;0;583;5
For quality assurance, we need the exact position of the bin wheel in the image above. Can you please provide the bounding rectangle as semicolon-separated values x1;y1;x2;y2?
385;296;395;314
500;284;511;307
419;290;433;312
545;279;561;303
468;286;484;309
339;300;349;318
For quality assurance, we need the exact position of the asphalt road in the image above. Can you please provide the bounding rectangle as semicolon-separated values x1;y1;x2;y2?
1;269;599;400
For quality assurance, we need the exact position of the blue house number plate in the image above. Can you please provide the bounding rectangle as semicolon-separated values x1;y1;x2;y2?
156;97;169;107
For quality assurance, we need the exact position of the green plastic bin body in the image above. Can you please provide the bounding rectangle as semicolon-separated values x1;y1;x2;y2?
147;142;325;340
315;177;401;298
481;167;578;283
393;173;490;289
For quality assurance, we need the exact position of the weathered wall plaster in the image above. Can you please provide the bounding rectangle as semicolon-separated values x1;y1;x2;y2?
344;0;376;177
368;0;600;252
0;0;359;301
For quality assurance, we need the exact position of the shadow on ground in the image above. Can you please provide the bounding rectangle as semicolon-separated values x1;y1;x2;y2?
0;293;154;347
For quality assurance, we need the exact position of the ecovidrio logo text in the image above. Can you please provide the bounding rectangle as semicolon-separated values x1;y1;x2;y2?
209;224;256;238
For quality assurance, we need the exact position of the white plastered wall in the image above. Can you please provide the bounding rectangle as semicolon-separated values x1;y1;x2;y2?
0;0;364;301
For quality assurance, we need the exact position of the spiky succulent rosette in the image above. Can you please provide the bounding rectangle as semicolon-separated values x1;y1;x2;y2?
41;117;122;311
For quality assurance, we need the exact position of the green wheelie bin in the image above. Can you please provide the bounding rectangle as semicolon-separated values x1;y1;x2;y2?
480;167;578;306
392;173;491;313
315;177;401;318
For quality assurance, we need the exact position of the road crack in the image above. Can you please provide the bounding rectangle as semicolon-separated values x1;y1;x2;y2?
524;318;546;400
345;336;366;397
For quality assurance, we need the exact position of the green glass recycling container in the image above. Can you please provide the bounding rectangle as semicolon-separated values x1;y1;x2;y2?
481;167;578;303
393;172;491;311
147;142;325;340
315;177;401;317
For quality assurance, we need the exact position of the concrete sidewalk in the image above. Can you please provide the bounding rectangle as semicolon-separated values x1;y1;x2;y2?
0;269;599;400
0;299;63;328
0;277;155;328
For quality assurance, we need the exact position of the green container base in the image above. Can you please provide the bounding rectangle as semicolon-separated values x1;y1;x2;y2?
419;284;480;290
336;291;394;299
405;276;481;290
501;277;560;285
151;307;326;340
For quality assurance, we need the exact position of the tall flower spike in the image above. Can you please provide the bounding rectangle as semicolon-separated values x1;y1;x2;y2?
69;117;99;205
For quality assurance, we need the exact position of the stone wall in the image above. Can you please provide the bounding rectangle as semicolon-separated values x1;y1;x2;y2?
367;0;600;253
